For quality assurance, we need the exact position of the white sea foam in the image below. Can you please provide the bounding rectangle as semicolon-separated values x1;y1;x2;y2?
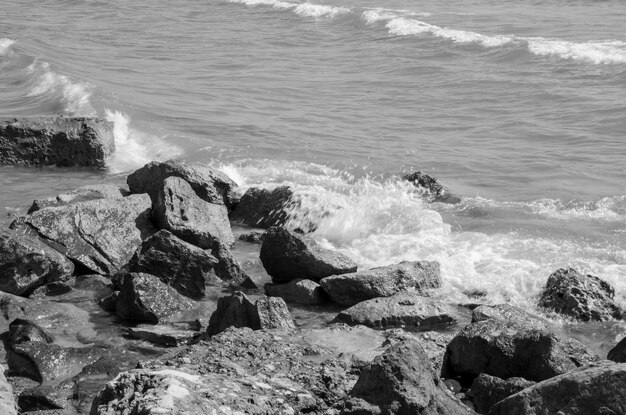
0;38;15;55
228;0;295;9
294;3;349;18
27;62;95;115
526;38;626;65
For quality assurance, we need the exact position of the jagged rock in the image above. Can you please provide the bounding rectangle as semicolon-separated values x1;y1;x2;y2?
231;186;294;228
115;272;194;324
442;319;599;383
24;194;155;275
210;240;256;288
260;227;357;283
343;339;473;415
0;230;74;295
608;336;626;363
333;292;457;330
538;268;622;321
471;303;548;329
127;159;235;206
18;380;73;412
0;364;17;415
470;374;535;414
127;324;200;347
402;171;460;204
9;318;54;346
207;292;295;335
0;116;115;167
320;261;441;306
28;184;128;214
238;231;266;244
153;176;234;248
490;361;626;415
265;279;327;305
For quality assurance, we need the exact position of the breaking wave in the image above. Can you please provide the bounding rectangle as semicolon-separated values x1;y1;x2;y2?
0;38;15;56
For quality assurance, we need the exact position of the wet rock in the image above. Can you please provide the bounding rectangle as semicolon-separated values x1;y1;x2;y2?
608;336;626;363
265;279;327;305
24;194;155;275
238;231;266;244
490;361;626;415
442;319;599;383
320;261;441;306
211;240;256;288
127;324;200;347
402;171;460;204
153;176;234;248
343;339;473;415
28;280;74;300
0;116;114;167
115;272;194;324
9;318;54;346
18;380;73;412
28;184;128;214
538;267;622;322
207;292;295;335
0;230;74;296
97;292;118;312
334;292;457;330
470;374;535;414
231;186;294;228
471;303;548;329
260;227;357;283
0;364;17;415
127;159;235;206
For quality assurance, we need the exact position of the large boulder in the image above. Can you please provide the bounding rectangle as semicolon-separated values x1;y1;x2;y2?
260;227;357;283
402;171;460;204
471;304;548;329
0;230;74;295
470;374;535;414
210;240;255;288
320;261;441;306
608;336;626;363
343;339;473;415
127;159;235;206
230;186;294;228
28;184;128;214
23;194;155;275
0;364;17;415
442;319;599;383
489;361;626;415
265;279;327;305
153;176;234;248
333;292;457;330
9;318;54;346
0;116;115;167
538;268;622;321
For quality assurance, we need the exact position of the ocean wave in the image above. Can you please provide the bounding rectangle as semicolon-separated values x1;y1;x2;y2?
525;38;626;65
294;3;350;18
0;38;15;56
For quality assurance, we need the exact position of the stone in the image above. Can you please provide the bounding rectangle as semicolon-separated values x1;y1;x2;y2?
127;159;235;206
538;268;622;322
239;231;266;244
231;186;294;228
260;227;357;283
471;303;548;329
402;171;460;204
333;292;457;330
255;296;296;331
608;336;626;363
0;230;74;295
442;319;599;383
127;324;200;347
265;279;327;305
9;318;54;346
320;261;441;306
0;364;17;415
0;116;115;167
28;184;128;214
115;272;194;324
211;240;256;288
470;374;535;414
343;339;473;415
153;176;234;248
24;194;155;275
18;380;73;412
489;361;626;415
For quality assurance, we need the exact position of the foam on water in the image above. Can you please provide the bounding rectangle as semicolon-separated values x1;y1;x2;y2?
526;38;626;65
228;0;349;17
0;38;15;56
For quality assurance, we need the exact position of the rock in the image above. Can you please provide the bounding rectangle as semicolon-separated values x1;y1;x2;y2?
153;176;234;248
127;324;200;347
18;380;73;412
343;339;473;415
470;374;535;414
127;159;235;206
260;227;357;283
609;336;626;363
333;292;457;330
115;272;194;324
471;303;548;329
320;261;441;306
0;364;17;415
24;194;155;275
442;319;599;383
28;184;128;214
207;292;295;336
211;240;256;288
0;230;74;295
125;230;221;299
402;171;460;204
538;267;622;322
9;318;54;346
231;186;294;228
489;361;626;415
238;231;266;244
0;116;115;167
265;279;327;305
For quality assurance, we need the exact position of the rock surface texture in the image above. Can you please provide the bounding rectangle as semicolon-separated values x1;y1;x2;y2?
402;171;460;204
470;374;535;414
231;186;294;228
28;184;128;214
265;279;327;305
471;303;548;329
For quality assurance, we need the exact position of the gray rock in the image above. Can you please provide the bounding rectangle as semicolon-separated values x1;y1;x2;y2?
538;267;622;322
320;261;441;306
260;227;357;283
402;171;460;204
489;361;626;415
127;324;200;347
24;194;155;275
231;186;294;228
28;184;128;214
470;374;535;414
0;364;17;415
127;159;235;206
0;116;115;167
115;272;194;324
442;319;599;382
153;176;234;248
0;230;74;295
471;303;548;329
334;292;457;330
608;336;626;363
265;279;327;305
210;240;256;288
238;231;266;244
18;380;73;412
9;318;54;346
